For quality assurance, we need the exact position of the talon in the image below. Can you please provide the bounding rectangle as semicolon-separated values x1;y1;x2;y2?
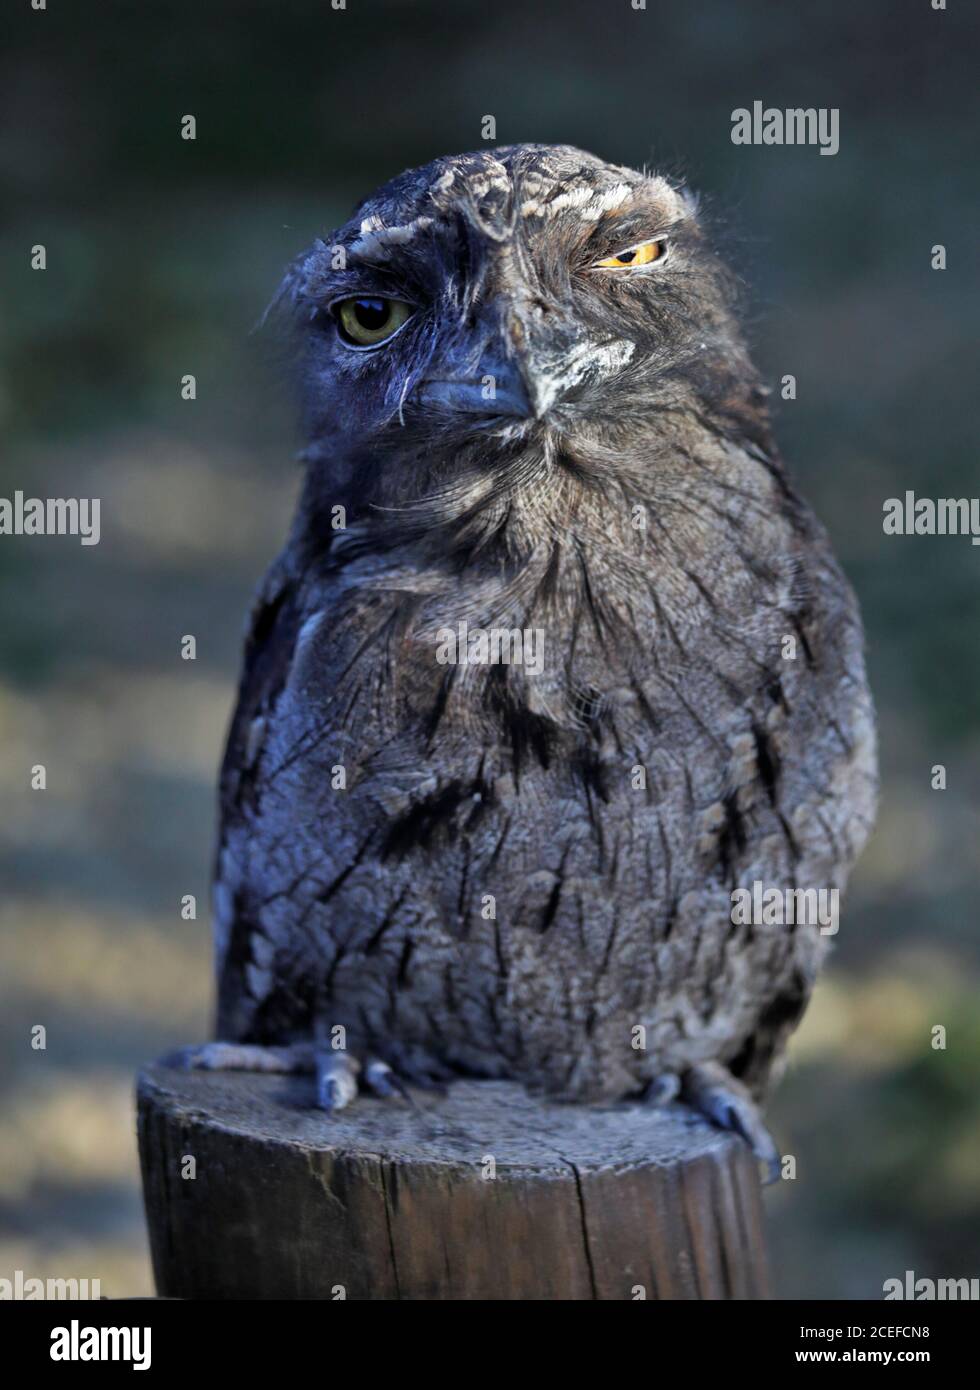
320;1077;349;1111
315;1053;359;1112
681;1061;781;1184
388;1073;414;1102
364;1058;398;1097
364;1058;414;1101
643;1072;681;1106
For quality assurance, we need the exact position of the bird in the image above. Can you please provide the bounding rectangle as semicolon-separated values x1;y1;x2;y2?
182;144;877;1174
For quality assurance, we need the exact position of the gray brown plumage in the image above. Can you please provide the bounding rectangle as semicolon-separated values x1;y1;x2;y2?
192;145;877;1163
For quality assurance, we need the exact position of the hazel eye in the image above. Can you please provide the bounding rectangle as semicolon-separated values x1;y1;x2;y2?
335;296;414;347
593;239;667;270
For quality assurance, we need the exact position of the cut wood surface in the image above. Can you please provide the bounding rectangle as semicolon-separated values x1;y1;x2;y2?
137;1063;769;1300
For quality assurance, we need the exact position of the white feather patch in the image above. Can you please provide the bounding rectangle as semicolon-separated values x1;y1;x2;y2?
350;215;434;259
521;181;634;221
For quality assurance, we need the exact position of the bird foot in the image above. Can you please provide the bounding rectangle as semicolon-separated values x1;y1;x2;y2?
168;1039;411;1112
681;1061;782;1185
166;1041;316;1073
166;1041;411;1113
315;1052;412;1111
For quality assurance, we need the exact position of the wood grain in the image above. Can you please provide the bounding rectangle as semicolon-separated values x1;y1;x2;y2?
137;1064;769;1300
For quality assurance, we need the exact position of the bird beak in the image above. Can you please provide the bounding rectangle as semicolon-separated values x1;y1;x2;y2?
418;296;629;423
417;359;534;419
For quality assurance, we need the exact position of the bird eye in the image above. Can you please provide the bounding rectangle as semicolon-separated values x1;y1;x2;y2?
593;239;668;270
334;297;414;347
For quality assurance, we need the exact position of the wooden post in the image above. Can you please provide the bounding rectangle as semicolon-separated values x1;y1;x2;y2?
137;1063;769;1300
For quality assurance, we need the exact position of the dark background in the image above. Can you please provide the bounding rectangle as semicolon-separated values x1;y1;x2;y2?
1;0;978;1298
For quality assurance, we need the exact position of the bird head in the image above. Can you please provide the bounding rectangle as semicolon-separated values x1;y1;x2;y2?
278;145;771;553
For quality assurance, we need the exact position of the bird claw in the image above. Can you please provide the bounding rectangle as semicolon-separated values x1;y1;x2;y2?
163;1041;412;1113
681;1062;782;1185
316;1052;413;1112
363;1057;413;1101
317;1054;360;1112
642;1071;681;1106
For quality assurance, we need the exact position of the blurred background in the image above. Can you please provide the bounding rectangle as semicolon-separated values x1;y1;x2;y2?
1;0;978;1299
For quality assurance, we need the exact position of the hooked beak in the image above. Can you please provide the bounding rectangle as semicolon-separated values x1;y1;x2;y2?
417;361;534;419
417;297;630;423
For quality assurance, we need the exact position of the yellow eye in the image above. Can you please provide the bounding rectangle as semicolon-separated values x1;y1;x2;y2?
594;239;667;270
335;296;413;347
